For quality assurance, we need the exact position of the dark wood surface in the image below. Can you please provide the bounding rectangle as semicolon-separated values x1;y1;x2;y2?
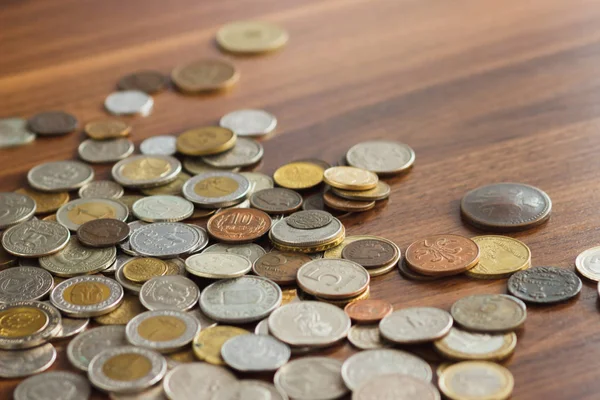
2;0;600;398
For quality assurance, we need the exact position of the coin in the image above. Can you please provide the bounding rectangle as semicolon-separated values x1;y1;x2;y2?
79;181;125;200
297;258;370;300
332;180;391;201
119;221;147;256
217;21;288;53
507;266;582;304
129;222;201;257
105;90;154;116
57;198;129;231
28;111;78;136
220;109;277;137
0;118;36;148
213;380;286;400
78;138;134;163
0;301;61;349
50;275;124;317
171;59;239;93
123;258;169;283
434;327;517;361
341;349;432;391
315;285;371;307
15;187;69;214
0;267;53;302
182;172;250;208
176;126;236;156
51;313;90;339
286;210;332;230
95;294;145;325
275;357;348;400
342;238;399;268
405;234;480;276
249;188;303;214
576;246;600;281
126;310;199;353
118;71;167;94
132;195;194;222
203;138;263;168
221;333;290;371
67;325;128;371
398;259;440;281
109;385;167;400
112;155;182;189
323;191;376;212
140;275;199;311
274;161;324;190
451;294;527;332
0;247;16;268
77;218;130;248
346;141;416;175
28;160;94;192
207;208;271;243
272;232;345;253
352;374;440;400
183;157;240;175
14;371;91;400
202;242;266;263
252;251;311;285
238;172;273;195
2;219;70;257
344;299;393;323
84;119;131;140
192;325;249;365
185;252;251;279
379;307;453;344
466;236;531;279
438;361;514;400
0;192;36;228
40;237;116;276
347;324;389;350
270;216;343;247
0;343;56;378
323;166;378;191
88;346;167;394
163;363;237;399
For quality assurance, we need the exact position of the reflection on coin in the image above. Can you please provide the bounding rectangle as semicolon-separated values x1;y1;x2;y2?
57;198;129;231
0;118;35;148
112;155;182;189
79;181;125;200
28;111;78;136
171;59;239;93
434;327;517;361
28;160;94;192
50;275;124;317
182;172;250;208
15;187;69;215
438;361;514;400
202;242;266;263
0;192;36;229
379;307;453;344
126;310;199;353
0;301;61;349
118;71;167;94
214;380;287;400
250;188;303;214
332;181;391;201
105;90;154;116
274;162;324;190
129;223;200;258
40;236;116;276
67;326;128;371
352;374;440;400
133;195;194;222
324;191;375;212
221;334;290;371
451;294;527;333
185;252;251;279
220;109;277;137
140;275;199;311
77;218;130;247
507;266;582;304
0;343;56;378
467;236;531;279
78;138;135;163
252;251;311;285
576;246;600;281
207;208;271;243
297;258;370;300
192;325;249;365
95;294;145;325
342;238;399;268
344;299;393;323
346;141;415;175
0;267;53;302
405;234;479;276
2;219;70;257
217;21;288;53
14;371;91;400
163;363;237;399
275;357;348;400
347;324;388;350
140;135;177;156
85;119;131;140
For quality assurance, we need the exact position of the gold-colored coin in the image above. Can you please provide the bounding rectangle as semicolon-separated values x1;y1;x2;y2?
176;127;236;156
141;172;191;196
192;326;248;365
102;353;152;381
324;235;373;258
323;166;378;191
188;208;217;219
273;162;324;190
95;295;144;325
15;188;69;214
171;59;239;93
438;361;514;400
331;181;391;201
0;307;48;338
117;195;145;215
85;119;132;140
434;327;517;361
43;214;57;222
194;176;239;198
216;21;289;54
137;316;187;342
120;157;172;181
123;258;168;283
466;236;531;279
281;288;298;305
66;202;117;226
63;282;112;305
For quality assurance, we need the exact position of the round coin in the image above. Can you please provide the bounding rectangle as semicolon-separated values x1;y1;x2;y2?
342;238;399;268
297;258;370;300
0;118;35;148
0;192;35;229
332;180;391;201
182;172;250;208
202;242;266;263
117;70;167;94
51;313;90;339
221;333;290;371
379;307;453;344
15;187;69;215
346;141;416;175
28;111;78;136
451;294;527;333
240;172;274;195
79;181;125;200
126;310;199;353
214;380;286;400
183;157;240;175
323;191;375;212
434;327;517;361
84;119;131;140
273;161;324;190
286;210;333;230
576;246;600;281
171;59;239;93
192;325;249;365
67;326;128;371
27;161;94;192
140;135;177;156
323;166;378;191
163;363;237;399
220;109;277;137
185;252;251;279
141;172;191;196
132;195;194;222
507;266;582;304
344;299;393;323
0;301;61;349
203;137;263;168
252;251;312;285
270;216;343;247
57;198;129;231
78;138;134;163
352;374;440;400
176;126;236;156
250;188;303;214
105;90;154;116
466;236;531;279
347;324;388;350
207;208;271;243
0;343;57;378
438;361;514;400
140;275;199;311
123;258;169;283
94;294;145;325
40;236;116;276
14;371;91;400
50;275;124;317
112;155;182;189
217;21;288;53
77;218;130;247
0;267;53;302
405;234;480;276
2;219;70;257
129;223;200;257
275;357;348;400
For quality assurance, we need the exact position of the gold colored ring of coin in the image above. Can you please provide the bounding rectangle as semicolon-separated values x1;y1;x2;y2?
438;361;514;400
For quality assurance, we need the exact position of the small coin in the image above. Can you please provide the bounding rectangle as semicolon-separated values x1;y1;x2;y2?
176;126;236;156
79;181;125;200
270;216;343;247
67;325;128;371
78;138;134;163
252;251;311;285
132;195;194;222
105;90;154;116
324;191;376;212
344;299;393;323
202;242;266;263
57;198;129;231
28;111;78;135
183;157;240;175
332;180;391;201
217;21;288;53
140;275;199;311
0;267;53;302
346;141;415;175
123;257;169;283
240;172;274;195
221;334;290;371
129;222;200;258
297;258;370;300
2;219;70;257
342;238;398;268
126;310;199;353
182;172;250;208
185;252;251;279
507;266;582;304
119;221;148;256
51;314;90;340
405;234;480;276
84;119;131;140
0;118;35;148
14;371;91;400
220;109;277;136
0;301;61;349
323;166;378;191
28;160;94;192
50;275;124;317
275;357;348;400
0;192;35;229
203;137;263;168
40;236;116;276
250;188;303;214
117;70;167;94
95;294;145;325
192;325;249;365
379;307;453;344
438;361;514;400
171;59;239;93
77;219;130;247
0;343;56;378
352;374;440;400
274;161;324;190
163;363;237;399
112;155;182;189
140;135;177;156
214;380;286;400
15;188;69;215
286;210;332;230
434;327;517;361
575;246;600;281
347;324;389;350
207;208;271;243
451;294;527;333
466;236;531;279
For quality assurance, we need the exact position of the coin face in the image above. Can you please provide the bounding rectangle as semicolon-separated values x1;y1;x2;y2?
79;181;125;200
333;180;391;201
249;188;303;214
346;141;415;174
0;343;57;378
28;111;78;135
352;374;440;400
220;109;277;136
132;195;194;222
51;275;124;317
323;166;378;191
434;327;517;361
438;361;514;400
78;138;134;163
77;219;130;247
461;182;552;231
347;324;389;350
213;381;286;400
575;246;600;281
112;155;181;188
129;223;201;257
176;126;236;156
57;198;129;231
297;258;370;300
451;294;527;332
105;90;154;116
274;162;324;190
342;238;398;268
163;363;237;399
286;210;332;230
379;307;453;344
117;70;167;94
185;252;251;279
202;137;263;168
67;326;128;371
252;251;312;285
0;301;61;350
217;21;288;53
405;234;480;276
274;357;348;400
0;192;36;229
140;276;199;311
0;267;53;303
14;371;91;400
2;219;70;258
192;325;249;365
221;334;290;371
126;310;199;353
15;188;69;215
171;59;239;93
182;172;250;208
207;208;271;243
140;135;177;156
0;118;36;148
28;160;94;192
344;299;393;323
39;236;115;276
84;119;131;140
467;236;531;278
507;266;582;304
202;242;266;263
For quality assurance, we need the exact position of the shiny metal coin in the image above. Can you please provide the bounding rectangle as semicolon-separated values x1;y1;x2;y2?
79;180;125;199
183;157;240;175
287;210;333;230
184;225;209;254
182;172;250;208
0;300;61;349
0;118;36;148
115;262;143;293
213;380;287;400
200;276;282;324
40;237;116;277
379;307;453;344
163;363;237;400
275;357;348;400
270;216;343;247
433;327;518;362
109;385;167;400
220;109;277;136
451;294;527;333
250;188;303;215
140;275;199;311
507;266;581;304
202;137;264;168
240;172;274;195
112;155;182;189
132;195;194;222
352;374;441;400
297;258;370;300
2;219;70;258
0;192;36;229
51;315;90;340
187;308;217;330
140;135;177;156
0;343;56;378
255;318;270;335
105;90;154;116
0;267;53;302
27;160;94;192
14;371;91;400
78;138;134;163
438;361;514;400
347;324;389;350
202;242;266;263
50;275;124;317
67;325;128;371
56;197;129;231
185;252;251;279
221;333;290;372
346;140;415;175
119;221;148;256
126;310;199;353
129;223;201;258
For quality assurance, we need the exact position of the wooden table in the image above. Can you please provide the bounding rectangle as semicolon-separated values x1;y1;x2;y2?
2;0;599;398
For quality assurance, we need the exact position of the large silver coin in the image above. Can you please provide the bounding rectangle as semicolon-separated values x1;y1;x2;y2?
341;349;433;391
270;216;343;247
56;197;129;231
78;138;134;163
163;363;237;400
346;141;415;174
111;155;181;189
0;301;61;349
126;310;199;353
14;371;91;400
352;374;441;400
0;192;36;229
219;109;277;137
274;357;348;400
50;275;124;317
240;172;274;196
379;307;453;344
40;236;116;277
129;223;200;258
202;242;266;263
67;326;128;371
268;301;350;347
0;267;53;302
185;252;251;279
200;276;282;324
27;160;94;192
105;90;154;116
140;135;177;156
2;219;70;258
132;195;194;222
0;343;56;378
451;294;527;333
0;118;36;148
214;380;288;400
182;172;250;208
140;275;199;311
296;258;370;300
202;138;264;168
79;181;125;199
221;333;290;372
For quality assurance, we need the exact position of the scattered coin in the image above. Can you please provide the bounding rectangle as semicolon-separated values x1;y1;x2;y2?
207;208;271;243
95;294;145;325
323;166;378;191
342;238;399;268
140;135;177;156
250;188;303;214
203;137;264;168
0;343;57;378
0;247;16;268
270;216;343;248
347;324;389;350
129;222;201;257
28;160;94;192
434;327;518;361
67;326;128;371
346;141;415;175
344;299;393;323
14;371;91;400
176;126;236;156
275;357;348;400
171;59;239;93
40;236;116;276
438;361;514;400
575;246;600;281
79;139;134;164
0;118;35;148
15;187;69;214
451;294;527;333
57;197;129;231
119;221;147;256
182;171;250;208
252;251;311;285
217;21;288;53
140;275;199;311
213;380;286;400
405;234;480;276
273;161;324;190
379;307;453;344
323;191;376;212
0;300;61;349
352;374;440;400
221;333;291;371
192;325;249;365
50;275;124;317
28;111;78;136
105;90;154;116
51;313;90;340
466;235;531;279
507;266;582;304
286;210;332;230
112;155;182;189
185;252;251;279
77;219;129;248
2;219;70;257
183;157;240;175
163;363;237;399
126;310;199;353
117;70;167;94
0;266;53;302
297;258;370;300
220;109;277;137
202;242;266;262
239;172;274;195
123;257;169;283
332;180;391;201
132;195;194;222
302;193;326;211
0;192;36;229
398;259;440;281
84;119;131;140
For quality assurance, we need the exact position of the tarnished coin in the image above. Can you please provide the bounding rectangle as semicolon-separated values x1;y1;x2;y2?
434;327;517;361
287;210;332;230
221;334;290;371
40;236;116;276
78;138;134;163
112;155;182;189
467;236;531;279
185;252;251;279
207;208;271;243
275;357;348;400
14;371;91;400
507;266;582;304
193;325;249;365
0;118;35;148
129;223;201;257
28;111;78;135
220;109;277;137
576;246;600;281
341;349;432;391
163;363;237;399
250;188;303;214
140;275;199;311
85;119;132;140
332;180;391;201
118;71;167;94
50;275;124;317
240;172;274;195
344;299;393;323
323;166;378;191
297;258;370;300
172;59;239;93
217;21;288;53
0;267;53;302
123;258;169;283
379;307;453;344
67;326;128;371
461;182;552;231
126;310;199;353
132;195;194;222
252;251;311;285
203;137;263;168
270;216;343;247
27;160;94;192
346;141;415;175
342;238;399;268
0;301;61;349
105;90;154;116
323;191;375;212
347;324;389;350
0;192;36;229
15;187;69;215
140;135;177;156
438;361;514;400
0;343;56;378
77;218;130;247
202;242;266;263
405;234;480;276
57;198;129;231
274;161;324;190
352;374;440;400
95;295;145;325
79;181;125;200
2;219;70;257
141;173;191;197
183;157;240;175
214;380;286;400
451;294;527;333
182;172;250;208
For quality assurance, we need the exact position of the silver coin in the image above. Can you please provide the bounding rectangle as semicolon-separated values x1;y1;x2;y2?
0;266;53;302
88;346;166;394
219;109;277;137
221;333;290;372
140;275;199;311
185;252;251;279
79;180;125;199
78;138;135;163
130;222;200;258
51;275;124;317
105;90;154;116
14;371;91;400
0;118;36;148
346;141;415;174
433;327;517;361
163;363;237;400
347;324;388;350
27;160;94;192
110;385;168;400
352;374;441;400
0;343;56;378
200;276;282;324
341;349;433;391
268;301;351;347
217;197;250;210
119;221;148;256
202;138;264;168
0;192;36;229
132;195;194;222
2;219;70;258
56;197;129;231
126;310;199;353
202;242;266;263
182;172;250;208
103;258;119;274
52;315;90;340
297;258;370;300
274;357;348;400
67;325;128;371
576;246;600;281
183;157;241;175
379;307;453;344
187;308;217;330
270;216;343;247
140;135;177;156
40;236;116;277
214;380;288;400
240;172;274;195
255;318;269;335
287;210;333;230
112;155;182;189
183;225;209;254
0;300;61;349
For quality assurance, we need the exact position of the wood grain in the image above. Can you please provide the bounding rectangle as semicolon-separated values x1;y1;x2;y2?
2;0;600;398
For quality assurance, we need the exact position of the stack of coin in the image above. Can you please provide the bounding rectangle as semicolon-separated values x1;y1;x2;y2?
321;166;384;213
325;235;402;277
269;210;345;253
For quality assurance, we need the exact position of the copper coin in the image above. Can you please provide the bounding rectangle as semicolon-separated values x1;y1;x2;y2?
405;234;480;276
28;111;78;135
207;208;271;243
250;188;303;214
117;70;168;94
84;119;131;140
323;191;375;212
77;218;131;247
252;251;312;285
344;299;393;323
342;239;398;268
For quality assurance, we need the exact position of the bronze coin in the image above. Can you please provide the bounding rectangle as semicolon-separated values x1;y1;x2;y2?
344;299;393;323
207;208;271;243
287;210;333;230
342;238;398;268
252;251;312;285
323;191;375;212
117;70;168;94
460;182;552;231
84;119;132;140
250;188;303;214
77;218;131;247
405;234;480;276
28;111;78;135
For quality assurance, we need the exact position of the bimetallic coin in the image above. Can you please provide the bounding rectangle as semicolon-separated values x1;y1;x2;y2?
332;180;391;201
79;181;125;200
252;251;312;285
50;275;124;317
467;236;531;279
576;246;600;281
140;135;177;156
0;192;36;229
217;21;288;53
163;363;237;399
171;59;239;93
185;252;251;279
85;119;131;140
193;325;249;365
342;238;399;268
275;357;348;400
270;216;343;247
129;223;201;258
67;326;128;371
126;310;199;353
77;219;130;247
220;109;277;136
15;188;69;215
0;267;53;302
40;236;116;277
132;195;194;222
14;371;91;400
112;155;182;189
434;327;517;361
0;301;61;349
287;210;333;230
347;324;389;350
344;299;393;323
507;266;582;304
379;307;453;344
323;191;376;212
214;381;287;400
352;374;440;400
57;198;129;231
78;138;134;163
221;334;290;371
182;172;250;208
274;162;324;190
0;343;56;378
323;166;378;191
2;219;70;258
451;294;527;333
95;294;145;325
202;242;266;263
118;71;167;94
0;118;35;148
250;188;303;214
140;276;199;311
207;208;271;243
28;160;94;192
438;362;514;400
346;141;416;175
105;90;154;116
203;137;263;168
297;258;370;300
405;234;480;276
28;111;78;136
